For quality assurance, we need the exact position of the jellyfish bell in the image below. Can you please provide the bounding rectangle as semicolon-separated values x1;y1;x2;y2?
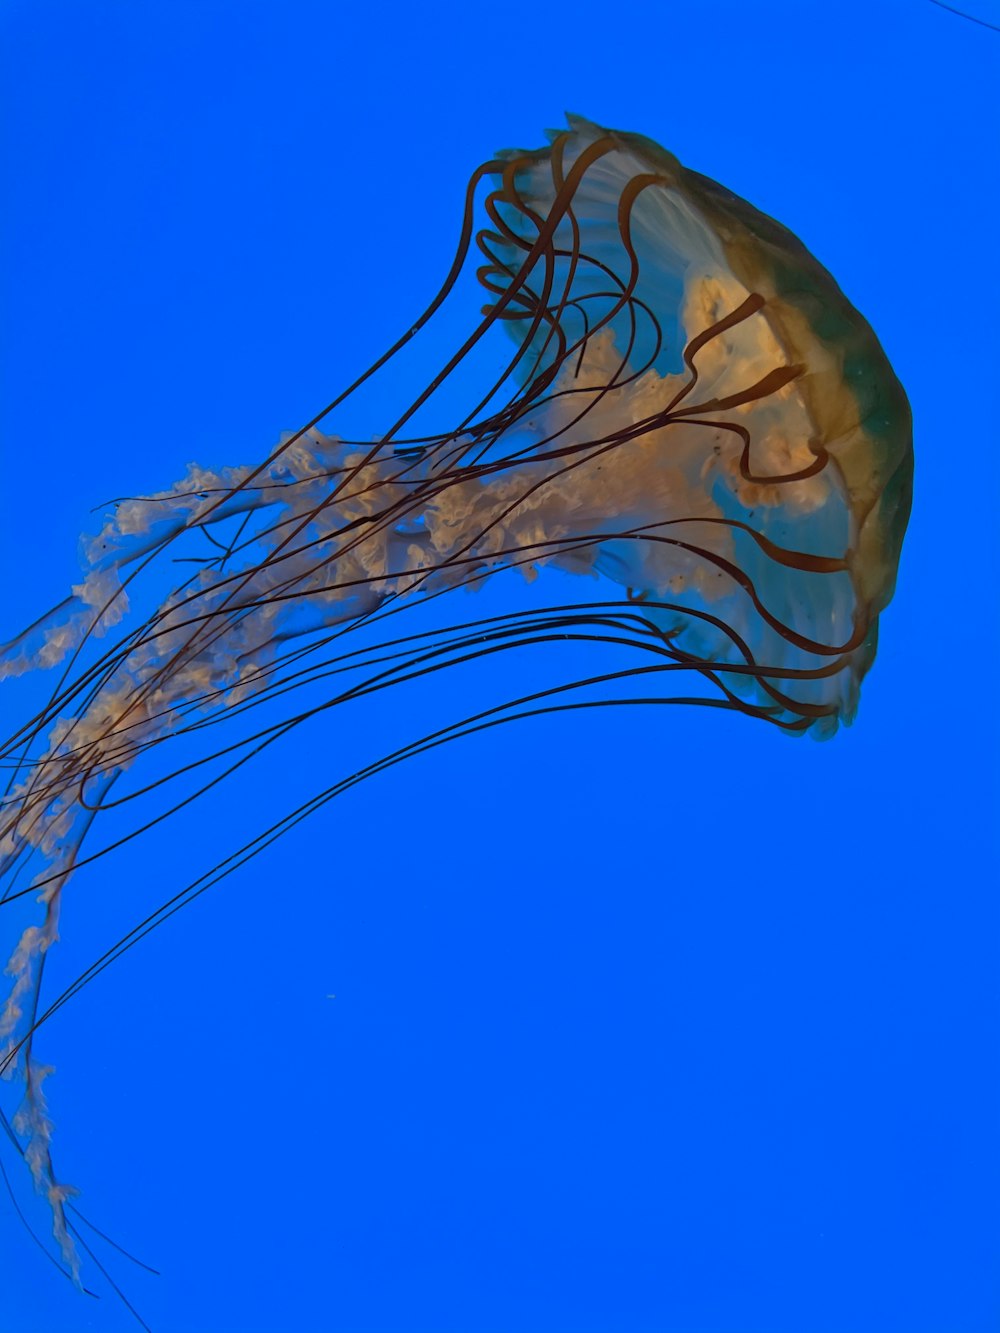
0;116;911;1300
484;117;911;730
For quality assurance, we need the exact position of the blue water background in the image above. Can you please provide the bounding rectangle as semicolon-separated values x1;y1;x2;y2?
1;2;998;1329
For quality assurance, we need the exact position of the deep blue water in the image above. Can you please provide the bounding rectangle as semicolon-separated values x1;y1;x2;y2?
2;2;998;1330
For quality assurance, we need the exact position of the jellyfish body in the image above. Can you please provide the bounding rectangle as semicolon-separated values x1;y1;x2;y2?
0;117;911;1287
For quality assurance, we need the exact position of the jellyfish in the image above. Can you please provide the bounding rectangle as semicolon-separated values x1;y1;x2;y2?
0;116;912;1301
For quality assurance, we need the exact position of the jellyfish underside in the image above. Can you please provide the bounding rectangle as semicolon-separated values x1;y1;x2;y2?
0;117;912;1290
